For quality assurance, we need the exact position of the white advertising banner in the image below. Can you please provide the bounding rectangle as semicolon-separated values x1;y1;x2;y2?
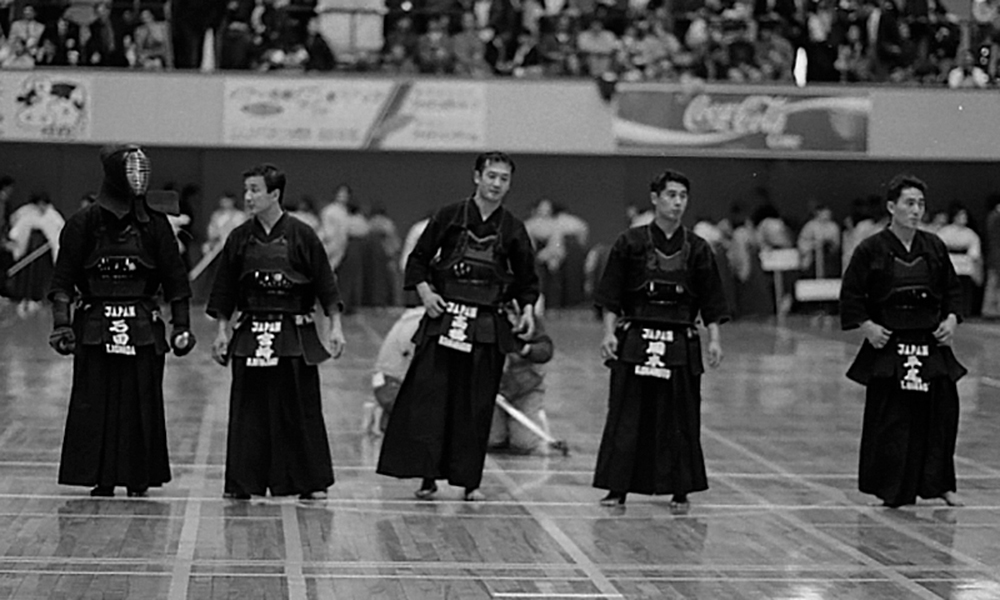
222;77;395;148
369;80;486;150
0;72;92;142
222;77;486;151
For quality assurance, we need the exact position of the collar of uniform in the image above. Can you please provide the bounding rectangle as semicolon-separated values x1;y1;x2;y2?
96;192;149;223
467;197;503;225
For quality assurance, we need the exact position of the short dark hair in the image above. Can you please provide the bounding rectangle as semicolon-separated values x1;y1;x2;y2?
650;169;690;195
886;173;926;204
243;163;286;204
0;175;15;189
475;151;515;175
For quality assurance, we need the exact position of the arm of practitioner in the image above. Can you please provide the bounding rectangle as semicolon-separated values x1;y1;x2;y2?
599;310;619;361
933;235;962;346
151;214;197;356
306;223;346;358
840;238;891;349
594;233;628;361
506;219;540;339
404;212;448;318
207;229;243;365
691;239;729;368
47;212;88;355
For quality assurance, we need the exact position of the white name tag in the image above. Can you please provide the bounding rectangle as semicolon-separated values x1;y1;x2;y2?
898;343;930;393
105;316;136;356
634;333;672;379
635;365;672;379
439;302;475;353
248;320;281;367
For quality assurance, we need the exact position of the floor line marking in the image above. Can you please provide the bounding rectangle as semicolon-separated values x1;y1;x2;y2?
710;469;943;600
954;455;1000;478
6;461;1000;482
486;456;624;600
166;390;218;600
5;492;1000;511
0;422;23;450
281;503;307;600
704;427;1000;587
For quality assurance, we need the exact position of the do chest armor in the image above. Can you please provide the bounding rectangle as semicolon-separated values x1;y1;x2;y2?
626;227;695;325
84;222;156;299
239;235;312;314
877;255;941;330
430;204;513;307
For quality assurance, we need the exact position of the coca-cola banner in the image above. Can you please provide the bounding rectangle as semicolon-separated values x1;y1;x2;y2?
613;84;870;155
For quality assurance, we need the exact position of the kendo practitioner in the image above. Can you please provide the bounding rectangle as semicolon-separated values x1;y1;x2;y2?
208;163;345;501
840;174;967;508
47;144;196;498
376;151;539;501
594;169;728;510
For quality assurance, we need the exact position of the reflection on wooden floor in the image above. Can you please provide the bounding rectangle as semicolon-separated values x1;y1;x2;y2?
1;305;999;599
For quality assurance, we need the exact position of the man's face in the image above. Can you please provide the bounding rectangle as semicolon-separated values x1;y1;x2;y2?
473;160;512;204
651;181;689;223
244;175;279;217
888;186;925;230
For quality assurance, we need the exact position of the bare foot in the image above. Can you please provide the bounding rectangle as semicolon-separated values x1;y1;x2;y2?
941;491;964;507
464;489;485;502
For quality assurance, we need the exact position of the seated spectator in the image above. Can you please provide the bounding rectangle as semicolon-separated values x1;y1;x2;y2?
42;9;83;66
303;15;336;71
834;21;870;82
948;49;990;88
218;0;256;70
453;11;492;76
382;40;420;73
381;14;418;66
539;12;581;76
417;15;455;73
724;20;763;82
756;16;795;81
8;4;44;59
498;29;543;76
577;16;619;75
134;8;171;69
0;36;34;68
86;1;129;67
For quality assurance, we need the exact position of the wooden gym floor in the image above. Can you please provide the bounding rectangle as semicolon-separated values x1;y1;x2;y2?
0;305;998;599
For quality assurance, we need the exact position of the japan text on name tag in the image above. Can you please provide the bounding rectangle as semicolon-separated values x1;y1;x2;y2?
634;329;673;379
104;303;137;356
898;342;929;392
439;302;478;353
247;320;281;367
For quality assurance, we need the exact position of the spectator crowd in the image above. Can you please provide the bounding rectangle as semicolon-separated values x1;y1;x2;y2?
0;0;998;86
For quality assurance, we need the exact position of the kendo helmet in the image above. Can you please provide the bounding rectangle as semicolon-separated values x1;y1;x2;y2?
100;144;151;198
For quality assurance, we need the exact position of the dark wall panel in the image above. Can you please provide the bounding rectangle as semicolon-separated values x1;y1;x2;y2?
2;143;997;251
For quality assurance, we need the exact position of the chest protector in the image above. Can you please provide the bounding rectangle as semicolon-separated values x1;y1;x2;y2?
83;220;156;299
239;235;313;314
625;227;695;326
430;204;513;307
877;254;941;330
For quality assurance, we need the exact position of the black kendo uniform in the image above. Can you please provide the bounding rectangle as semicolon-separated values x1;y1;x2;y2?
593;224;729;498
47;145;195;497
377;199;539;492
841;228;967;507
207;213;340;498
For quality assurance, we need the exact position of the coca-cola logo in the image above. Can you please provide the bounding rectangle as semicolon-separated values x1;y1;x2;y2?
682;94;801;148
